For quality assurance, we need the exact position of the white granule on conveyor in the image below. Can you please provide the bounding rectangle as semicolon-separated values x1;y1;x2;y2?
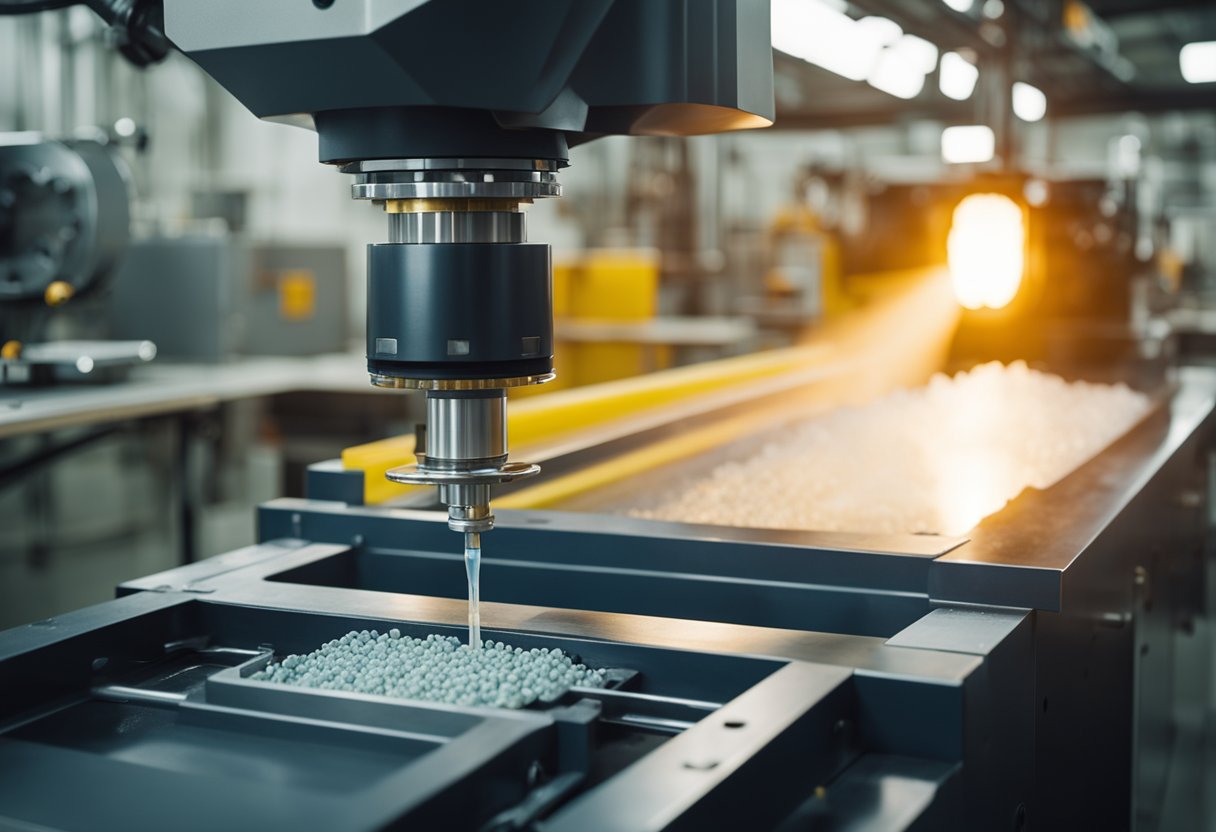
251;630;607;709
630;361;1152;536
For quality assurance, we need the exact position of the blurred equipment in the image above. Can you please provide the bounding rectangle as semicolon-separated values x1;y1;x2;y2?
107;235;244;363
0;133;156;385
1;339;155;385
0;0;170;67
0;134;129;306
745;165;844;332
947;193;1025;312
949;175;1158;370
545;249;753;391
548;250;661;391
108;236;349;361
1168;206;1216;294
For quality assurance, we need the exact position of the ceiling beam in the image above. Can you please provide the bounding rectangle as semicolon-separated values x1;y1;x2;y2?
1086;0;1215;19
1051;87;1216;115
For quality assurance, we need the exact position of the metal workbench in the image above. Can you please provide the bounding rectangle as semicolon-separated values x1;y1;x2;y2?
1;366;1212;830
0;352;396;565
0;352;385;440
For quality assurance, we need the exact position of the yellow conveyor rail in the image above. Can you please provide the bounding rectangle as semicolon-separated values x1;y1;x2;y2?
342;268;959;506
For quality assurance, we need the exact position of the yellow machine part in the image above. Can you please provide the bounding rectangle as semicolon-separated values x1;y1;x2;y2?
766;203;848;319
566;249;659;320
498;267;959;509
344;337;826;506
278;269;317;320
518;249;664;395
343;267;959;506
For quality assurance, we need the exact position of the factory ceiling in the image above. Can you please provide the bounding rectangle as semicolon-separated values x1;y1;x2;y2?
773;0;1216;129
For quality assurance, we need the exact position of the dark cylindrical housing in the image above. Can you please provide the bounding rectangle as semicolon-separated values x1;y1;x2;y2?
366;242;553;382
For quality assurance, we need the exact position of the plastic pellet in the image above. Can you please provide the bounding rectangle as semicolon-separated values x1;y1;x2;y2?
630;361;1150;536
250;630;607;709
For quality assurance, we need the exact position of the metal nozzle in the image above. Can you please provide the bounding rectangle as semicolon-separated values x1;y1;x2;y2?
385;389;540;538
448;502;493;535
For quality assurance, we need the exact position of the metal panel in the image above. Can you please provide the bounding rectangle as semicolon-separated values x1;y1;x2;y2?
108;235;248;362
251;499;951;638
545;662;853;831
245;243;348;357
929;369;1216;612
0;595;887;831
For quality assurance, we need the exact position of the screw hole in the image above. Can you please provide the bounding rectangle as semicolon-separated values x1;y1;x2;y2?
313;0;334;7
724;719;746;729
526;760;545;787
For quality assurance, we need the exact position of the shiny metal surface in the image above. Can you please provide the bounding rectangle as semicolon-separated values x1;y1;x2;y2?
0;583;884;831
93;368;1213;831
369;372;556;391
425;394;508;464
340;158;560;174
383;199;527;213
387;211;525;244
266;497;965;557
388;462;542;487
929;367;1216;612
375;362;1215;616
441;485;492;509
255;496;953;640
118;539;982;683
363;160;551;541
354;180;562;200
409;393;540;533
357;161;555;536
0;352;380;441
450;504;492;535
352;169;561;201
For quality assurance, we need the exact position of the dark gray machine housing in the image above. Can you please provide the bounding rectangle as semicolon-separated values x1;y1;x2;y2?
164;0;775;163
0;137;131;304
165;0;774;387
366;243;551;381
109;236;349;361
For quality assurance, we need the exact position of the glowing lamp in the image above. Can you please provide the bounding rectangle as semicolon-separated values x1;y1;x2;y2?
948;193;1025;311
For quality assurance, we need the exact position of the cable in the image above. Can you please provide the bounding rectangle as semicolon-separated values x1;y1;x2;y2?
0;0;169;68
0;0;77;13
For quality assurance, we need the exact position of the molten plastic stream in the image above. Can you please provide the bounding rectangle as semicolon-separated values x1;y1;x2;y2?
464;532;482;649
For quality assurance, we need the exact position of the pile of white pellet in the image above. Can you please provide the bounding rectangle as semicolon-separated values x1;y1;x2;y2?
630;361;1151;536
251;629;608;709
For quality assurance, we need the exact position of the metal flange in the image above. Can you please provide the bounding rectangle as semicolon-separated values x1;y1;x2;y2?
370;373;555;391
386;461;541;487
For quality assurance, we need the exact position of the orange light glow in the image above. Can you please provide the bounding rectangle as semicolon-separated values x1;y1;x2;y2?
947;193;1025;311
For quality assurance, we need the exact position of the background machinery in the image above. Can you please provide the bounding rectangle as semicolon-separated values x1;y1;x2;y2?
2;1;1216;830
